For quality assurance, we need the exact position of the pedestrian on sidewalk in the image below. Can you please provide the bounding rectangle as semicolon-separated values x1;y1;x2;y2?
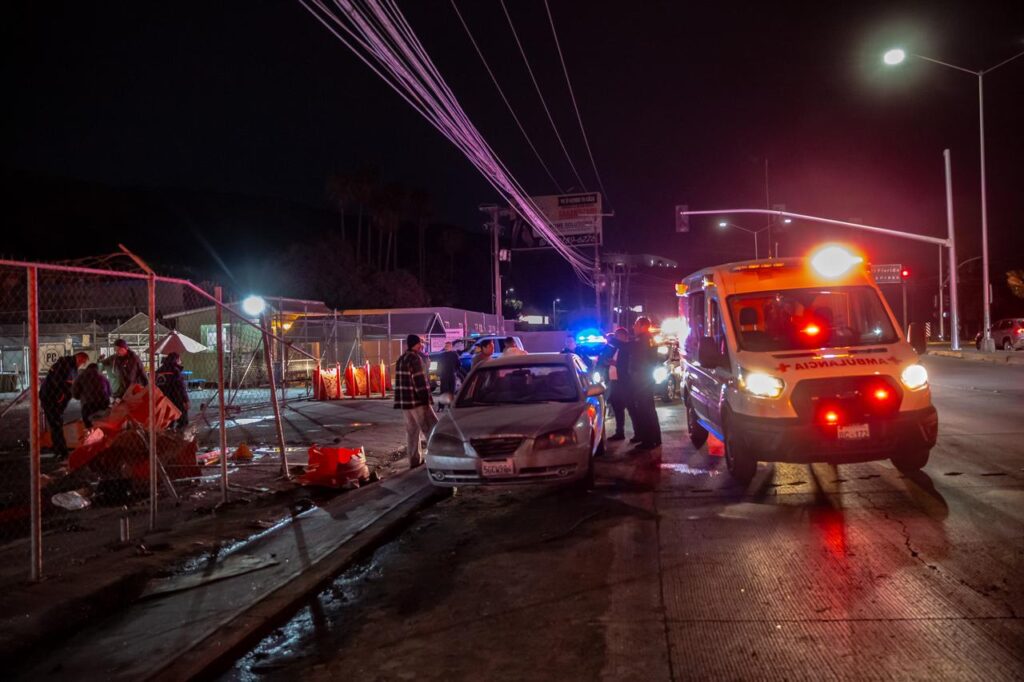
394;334;437;468
101;339;148;400
156;352;190;430
436;341;461;409
471;338;494;369
40;352;89;459
72;362;111;428
629;317;662;450
598;328;636;441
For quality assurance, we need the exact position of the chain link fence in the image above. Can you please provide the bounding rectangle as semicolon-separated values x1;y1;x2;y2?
0;258;322;582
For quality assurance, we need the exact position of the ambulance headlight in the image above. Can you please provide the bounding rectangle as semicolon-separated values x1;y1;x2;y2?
739;371;785;398
900;363;928;390
653;366;669;384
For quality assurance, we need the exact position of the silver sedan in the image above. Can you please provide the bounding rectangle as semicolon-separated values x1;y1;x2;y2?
425;353;606;488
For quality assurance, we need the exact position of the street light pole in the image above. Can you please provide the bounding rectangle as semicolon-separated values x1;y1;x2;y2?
552;298;560;329
718;221;768;259
885;47;1024;351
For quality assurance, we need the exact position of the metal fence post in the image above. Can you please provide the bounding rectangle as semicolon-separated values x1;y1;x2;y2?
215;286;229;503
148;273;158;530
260;312;290;480
27;266;42;581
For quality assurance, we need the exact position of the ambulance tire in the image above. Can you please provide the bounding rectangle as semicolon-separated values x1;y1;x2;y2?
723;414;757;484
891;448;929;473
687;402;708;449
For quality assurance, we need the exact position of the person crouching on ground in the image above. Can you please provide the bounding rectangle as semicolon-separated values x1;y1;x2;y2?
101;338;148;400
72;362;111;428
40;352;89;459
394;334;437;468
156;352;190;430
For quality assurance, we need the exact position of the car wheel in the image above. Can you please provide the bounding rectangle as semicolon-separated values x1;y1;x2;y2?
723;415;756;484
1002;337;1013;351
687;402;709;449
892;448;930;473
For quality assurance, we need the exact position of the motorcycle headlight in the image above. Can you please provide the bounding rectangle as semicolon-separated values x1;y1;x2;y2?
428;432;465;455
534;428;578;451
653;366;669;384
900;363;928;390
738;371;785;398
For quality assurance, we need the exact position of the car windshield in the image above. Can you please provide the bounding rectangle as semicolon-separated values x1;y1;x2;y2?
727;286;898;352
457;364;579;406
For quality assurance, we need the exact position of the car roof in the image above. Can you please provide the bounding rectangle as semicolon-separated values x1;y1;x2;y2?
474;352;571;368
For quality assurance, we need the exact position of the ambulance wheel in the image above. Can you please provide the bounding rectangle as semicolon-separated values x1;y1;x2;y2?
687;402;708;449
723;416;756;483
892;448;930;473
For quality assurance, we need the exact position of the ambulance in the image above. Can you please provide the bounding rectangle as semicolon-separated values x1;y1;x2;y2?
678;244;938;482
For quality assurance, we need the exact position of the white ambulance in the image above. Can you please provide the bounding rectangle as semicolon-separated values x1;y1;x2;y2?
679;245;938;482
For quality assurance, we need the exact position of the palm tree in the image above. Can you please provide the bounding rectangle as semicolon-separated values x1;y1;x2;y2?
441;227;465;282
351;167;379;264
408;189;432;284
325;173;352;241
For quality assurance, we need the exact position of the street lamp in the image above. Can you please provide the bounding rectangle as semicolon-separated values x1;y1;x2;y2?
242;295;267;318
884;45;1024;352
552;298;561;328
718;220;769;259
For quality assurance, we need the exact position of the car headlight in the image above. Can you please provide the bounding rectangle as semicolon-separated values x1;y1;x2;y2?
534;428;577;450
428;432;465;455
591;371;602;384
738;371;785;398
657;345;669;356
900;363;928;390
653;366;669;384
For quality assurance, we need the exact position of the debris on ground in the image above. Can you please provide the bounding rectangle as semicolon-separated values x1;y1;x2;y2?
51;489;92;511
297;446;369;489
233;443;254;461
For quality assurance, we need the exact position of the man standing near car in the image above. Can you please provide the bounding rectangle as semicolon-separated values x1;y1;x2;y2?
394;334;437;468
629;317;662;450
599;327;635;442
471;338;494;369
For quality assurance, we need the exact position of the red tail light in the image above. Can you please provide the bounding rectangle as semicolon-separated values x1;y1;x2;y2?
873;388;890;401
824;410;839;424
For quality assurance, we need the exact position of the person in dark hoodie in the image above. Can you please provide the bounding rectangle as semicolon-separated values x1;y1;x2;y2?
40;352;89;458
156;352;189;430
101;339;148;399
72;363;111;427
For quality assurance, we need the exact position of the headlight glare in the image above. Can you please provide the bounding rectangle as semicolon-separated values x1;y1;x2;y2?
900;363;928;390
739;371;785;398
653;366;669;384
535;428;577;450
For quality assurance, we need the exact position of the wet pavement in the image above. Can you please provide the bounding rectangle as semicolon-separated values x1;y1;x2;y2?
225;356;1024;681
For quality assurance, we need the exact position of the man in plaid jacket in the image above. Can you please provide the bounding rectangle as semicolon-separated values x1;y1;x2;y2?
394;334;437;467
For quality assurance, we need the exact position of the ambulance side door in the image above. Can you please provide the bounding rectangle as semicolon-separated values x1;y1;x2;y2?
684;290;715;427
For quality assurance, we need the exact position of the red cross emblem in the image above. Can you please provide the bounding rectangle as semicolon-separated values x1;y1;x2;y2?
776;362;791;373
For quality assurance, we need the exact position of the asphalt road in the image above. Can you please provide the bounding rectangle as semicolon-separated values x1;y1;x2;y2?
227;355;1024;681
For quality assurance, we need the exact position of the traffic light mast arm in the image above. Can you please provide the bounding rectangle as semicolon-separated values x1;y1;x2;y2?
681;208;950;247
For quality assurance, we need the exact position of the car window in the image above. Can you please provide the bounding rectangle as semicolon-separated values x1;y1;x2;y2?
457;364;580;406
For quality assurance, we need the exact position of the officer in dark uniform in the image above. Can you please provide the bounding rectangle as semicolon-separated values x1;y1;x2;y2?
629;317;662;450
40;352;89;458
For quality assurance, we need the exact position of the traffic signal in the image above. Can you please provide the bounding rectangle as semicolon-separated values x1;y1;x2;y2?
675;205;689;233
901;267;910;280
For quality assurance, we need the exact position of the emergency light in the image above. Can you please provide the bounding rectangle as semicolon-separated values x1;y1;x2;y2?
809;245;862;279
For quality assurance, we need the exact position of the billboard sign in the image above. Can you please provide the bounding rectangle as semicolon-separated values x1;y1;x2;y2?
871;264;904;284
510;192;602;249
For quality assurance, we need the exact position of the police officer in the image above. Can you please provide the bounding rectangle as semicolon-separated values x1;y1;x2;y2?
629;317;662;450
40;352;89;459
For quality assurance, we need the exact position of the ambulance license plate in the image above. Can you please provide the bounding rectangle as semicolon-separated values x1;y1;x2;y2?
481;459;514;477
837;423;870;440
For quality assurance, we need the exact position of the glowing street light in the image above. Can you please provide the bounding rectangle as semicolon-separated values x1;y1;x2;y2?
883;44;1024;352
883;48;906;65
242;295;267;317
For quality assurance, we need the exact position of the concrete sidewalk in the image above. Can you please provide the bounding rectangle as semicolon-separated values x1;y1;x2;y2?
926;343;1024;366
9;467;444;680
0;398;423;671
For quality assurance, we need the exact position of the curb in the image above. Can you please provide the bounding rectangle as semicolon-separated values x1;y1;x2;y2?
927;349;1024;366
155;475;445;681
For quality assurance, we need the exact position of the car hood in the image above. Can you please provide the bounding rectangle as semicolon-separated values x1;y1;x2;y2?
439;402;584;440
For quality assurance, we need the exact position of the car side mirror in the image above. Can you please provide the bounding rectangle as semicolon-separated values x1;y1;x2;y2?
585;384;605;397
698;336;726;370
907;322;927;355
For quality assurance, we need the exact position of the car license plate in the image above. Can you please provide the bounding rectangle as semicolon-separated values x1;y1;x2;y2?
837;423;870;440
481;459;514;477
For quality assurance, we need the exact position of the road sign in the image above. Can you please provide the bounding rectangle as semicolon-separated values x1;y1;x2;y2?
510;192;602;249
871;263;904;284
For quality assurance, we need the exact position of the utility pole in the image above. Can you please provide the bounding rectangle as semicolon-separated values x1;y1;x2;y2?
480;204;501;318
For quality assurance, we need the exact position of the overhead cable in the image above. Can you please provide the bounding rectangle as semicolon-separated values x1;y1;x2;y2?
498;0;588;192
543;0;611;208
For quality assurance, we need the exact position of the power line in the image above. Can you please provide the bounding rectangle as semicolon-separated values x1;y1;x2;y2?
450;0;565;194
499;0;588;192
542;0;611;208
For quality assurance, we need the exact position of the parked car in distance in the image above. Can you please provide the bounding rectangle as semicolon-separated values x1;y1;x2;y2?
975;318;1024;350
426;353;605;488
458;335;525;373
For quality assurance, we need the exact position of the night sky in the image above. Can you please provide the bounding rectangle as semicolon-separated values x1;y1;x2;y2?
4;1;1023;317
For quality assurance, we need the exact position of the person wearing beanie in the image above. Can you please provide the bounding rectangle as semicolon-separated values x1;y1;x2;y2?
394;334;437;468
101;338;148;399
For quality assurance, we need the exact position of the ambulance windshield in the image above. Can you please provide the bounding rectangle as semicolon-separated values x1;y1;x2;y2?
727;286;898;352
